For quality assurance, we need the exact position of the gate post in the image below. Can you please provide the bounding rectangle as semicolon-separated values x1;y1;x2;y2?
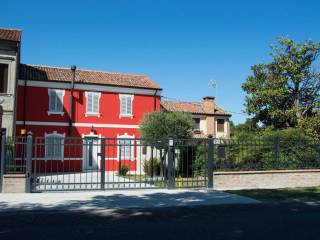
167;138;175;189
25;132;33;193
207;135;214;189
100;138;106;190
0;134;6;192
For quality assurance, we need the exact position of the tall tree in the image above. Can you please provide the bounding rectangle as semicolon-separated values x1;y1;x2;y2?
242;37;320;129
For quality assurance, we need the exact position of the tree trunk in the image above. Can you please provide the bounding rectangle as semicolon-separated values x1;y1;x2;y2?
294;81;301;118
159;148;168;178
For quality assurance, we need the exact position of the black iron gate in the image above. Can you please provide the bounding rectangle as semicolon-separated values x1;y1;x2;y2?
29;136;214;192
0;134;214;192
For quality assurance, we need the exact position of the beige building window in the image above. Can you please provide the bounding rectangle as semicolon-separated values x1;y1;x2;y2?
193;118;200;131
0;63;9;94
217;119;225;132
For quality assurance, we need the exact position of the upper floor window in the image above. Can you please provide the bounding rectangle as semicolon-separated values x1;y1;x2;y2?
45;132;65;160
119;94;134;117
48;89;65;115
0;63;9;94
193;118;200;131
217;119;225;132
85;92;101;116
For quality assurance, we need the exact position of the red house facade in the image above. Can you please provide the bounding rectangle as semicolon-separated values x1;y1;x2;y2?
15;64;161;172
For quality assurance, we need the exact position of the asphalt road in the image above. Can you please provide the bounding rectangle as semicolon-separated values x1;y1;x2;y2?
1;202;320;240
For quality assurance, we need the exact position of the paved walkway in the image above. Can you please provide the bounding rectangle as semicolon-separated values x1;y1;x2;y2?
34;171;156;191
0;189;259;212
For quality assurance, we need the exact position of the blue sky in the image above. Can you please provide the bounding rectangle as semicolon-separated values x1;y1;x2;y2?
1;0;320;124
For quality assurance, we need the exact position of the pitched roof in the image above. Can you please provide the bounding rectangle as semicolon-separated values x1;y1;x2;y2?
19;64;161;90
0;28;21;42
161;100;231;116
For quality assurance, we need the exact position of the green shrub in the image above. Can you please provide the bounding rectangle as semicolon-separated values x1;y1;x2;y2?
193;145;207;176
221;128;320;170
143;158;161;176
118;165;129;176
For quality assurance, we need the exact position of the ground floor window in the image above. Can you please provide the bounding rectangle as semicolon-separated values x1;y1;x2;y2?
118;134;134;160
45;132;65;159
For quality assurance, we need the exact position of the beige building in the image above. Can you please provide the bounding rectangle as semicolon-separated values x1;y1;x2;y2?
161;96;231;138
0;28;21;136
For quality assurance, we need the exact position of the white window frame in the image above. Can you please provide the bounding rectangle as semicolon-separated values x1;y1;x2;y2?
85;91;101;117
48;89;65;116
119;94;134;118
45;131;65;160
117;133;135;161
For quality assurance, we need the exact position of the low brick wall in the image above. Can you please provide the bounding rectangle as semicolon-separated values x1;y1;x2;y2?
214;169;320;190
2;174;27;193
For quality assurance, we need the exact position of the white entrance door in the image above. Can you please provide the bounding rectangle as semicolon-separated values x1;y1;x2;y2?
83;137;100;171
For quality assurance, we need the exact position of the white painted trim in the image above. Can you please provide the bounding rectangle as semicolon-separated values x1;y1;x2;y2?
48;111;64;116
44;131;65;161
18;79;162;96
16;121;140;129
48;89;65;115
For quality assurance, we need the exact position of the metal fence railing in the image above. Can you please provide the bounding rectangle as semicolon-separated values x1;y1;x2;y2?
1;133;320;192
213;139;320;171
1;136;28;174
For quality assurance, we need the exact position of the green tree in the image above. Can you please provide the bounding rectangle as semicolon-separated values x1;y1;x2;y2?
139;111;193;176
242;37;320;129
298;116;320;141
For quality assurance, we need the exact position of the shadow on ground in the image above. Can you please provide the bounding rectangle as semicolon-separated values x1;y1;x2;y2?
1;201;320;240
0;190;259;212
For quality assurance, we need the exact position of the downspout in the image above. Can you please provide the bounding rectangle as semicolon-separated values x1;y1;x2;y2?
153;89;158;111
69;65;76;136
21;43;27;132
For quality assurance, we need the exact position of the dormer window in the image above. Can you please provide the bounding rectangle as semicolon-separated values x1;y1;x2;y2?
0;63;9;94
48;89;65;115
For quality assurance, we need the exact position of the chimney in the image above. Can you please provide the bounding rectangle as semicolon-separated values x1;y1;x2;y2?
202;96;215;109
202;96;215;136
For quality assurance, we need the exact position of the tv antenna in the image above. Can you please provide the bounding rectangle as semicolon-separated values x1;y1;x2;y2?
209;79;218;98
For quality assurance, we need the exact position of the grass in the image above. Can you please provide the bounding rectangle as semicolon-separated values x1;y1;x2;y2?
227;186;320;202
121;174;207;188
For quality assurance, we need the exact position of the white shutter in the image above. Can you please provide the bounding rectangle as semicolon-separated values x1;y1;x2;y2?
120;96;127;115
93;93;99;113
87;93;93;113
125;140;131;159
126;96;132;115
56;92;63;112
46;137;54;158
53;137;63;159
49;91;56;112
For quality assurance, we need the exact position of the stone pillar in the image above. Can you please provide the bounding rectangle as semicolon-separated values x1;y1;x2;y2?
2;174;27;193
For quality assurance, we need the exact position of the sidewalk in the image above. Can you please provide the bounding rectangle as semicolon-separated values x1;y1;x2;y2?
0;189;259;212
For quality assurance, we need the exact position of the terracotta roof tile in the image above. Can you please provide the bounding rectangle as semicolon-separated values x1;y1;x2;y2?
161;100;231;116
0;28;21;42
19;64;161;90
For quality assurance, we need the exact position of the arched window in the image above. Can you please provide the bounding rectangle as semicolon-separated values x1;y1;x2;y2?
45;131;65;160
